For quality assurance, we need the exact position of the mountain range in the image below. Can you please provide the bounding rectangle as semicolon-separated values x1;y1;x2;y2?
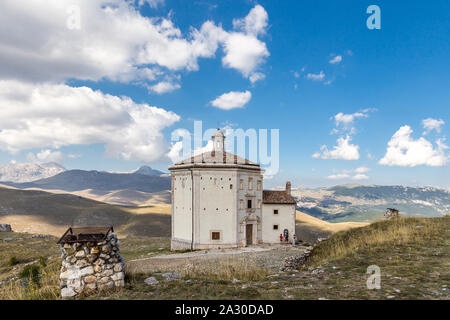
0;162;449;221
292;184;450;222
0;163;171;206
4;169;170;193
0;162;65;183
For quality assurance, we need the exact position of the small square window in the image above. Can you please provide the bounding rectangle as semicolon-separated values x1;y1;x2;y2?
230;184;233;189
274;209;279;215
273;225;279;230
212;232;221;240
247;199;252;209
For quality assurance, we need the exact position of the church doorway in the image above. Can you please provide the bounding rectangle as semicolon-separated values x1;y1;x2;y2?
246;224;253;245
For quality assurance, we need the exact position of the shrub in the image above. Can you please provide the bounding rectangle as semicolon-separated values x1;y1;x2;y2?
38;256;47;268
19;264;41;286
8;256;18;266
0;261;60;300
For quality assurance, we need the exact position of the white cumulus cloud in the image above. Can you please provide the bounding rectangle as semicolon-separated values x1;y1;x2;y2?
329;55;342;64
379;125;448;167
0;1;269;89
27;149;64;163
222;33;269;79
232;4;268;36
136;0;164;8
333;110;374;135
422;118;445;135
210;90;252;110
313;136;360;160
306;71;325;81
249;72;266;84
147;81;181;94
0;80;180;162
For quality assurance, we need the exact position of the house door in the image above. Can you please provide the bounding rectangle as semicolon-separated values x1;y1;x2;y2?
246;224;253;245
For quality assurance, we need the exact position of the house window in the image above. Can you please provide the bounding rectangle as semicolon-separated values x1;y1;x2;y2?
274;209;279;215
230;184;233;189
247;199;252;209
211;231;221;240
273;225;279;230
256;180;261;191
248;177;253;190
240;179;243;190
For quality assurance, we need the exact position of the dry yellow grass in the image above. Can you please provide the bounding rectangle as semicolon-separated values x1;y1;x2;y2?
0;261;60;300
306;216;447;266
296;210;368;233
179;257;269;281
0;185;172;237
122;204;171;215
0;215;67;236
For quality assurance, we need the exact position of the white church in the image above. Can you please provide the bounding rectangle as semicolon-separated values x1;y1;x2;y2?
169;129;296;250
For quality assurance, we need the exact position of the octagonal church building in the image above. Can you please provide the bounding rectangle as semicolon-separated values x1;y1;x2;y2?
169;129;296;250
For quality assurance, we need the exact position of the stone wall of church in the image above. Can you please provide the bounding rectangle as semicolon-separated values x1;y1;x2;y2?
262;204;296;244
172;171;193;244
170;166;264;250
197;169;237;246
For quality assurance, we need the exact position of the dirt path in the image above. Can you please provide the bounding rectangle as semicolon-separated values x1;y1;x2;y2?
127;245;308;274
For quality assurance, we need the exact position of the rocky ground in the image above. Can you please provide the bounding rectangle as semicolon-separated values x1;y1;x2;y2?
127;244;307;274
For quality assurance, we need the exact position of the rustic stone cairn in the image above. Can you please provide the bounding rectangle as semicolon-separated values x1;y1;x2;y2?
384;208;400;219
59;232;125;298
280;246;313;271
0;224;12;232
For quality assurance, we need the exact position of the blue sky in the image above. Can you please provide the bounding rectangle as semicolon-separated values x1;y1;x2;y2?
0;0;448;188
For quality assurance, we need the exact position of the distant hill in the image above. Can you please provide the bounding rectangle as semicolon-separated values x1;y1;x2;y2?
0;162;65;183
0;186;170;237
4;169;171;193
132;165;166;176
293;184;450;222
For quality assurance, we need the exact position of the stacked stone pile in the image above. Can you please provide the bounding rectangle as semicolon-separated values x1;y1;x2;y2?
0;224;12;232
59;232;125;298
280;246;313;271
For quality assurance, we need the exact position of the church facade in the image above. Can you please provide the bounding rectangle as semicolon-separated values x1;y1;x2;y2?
169;129;296;250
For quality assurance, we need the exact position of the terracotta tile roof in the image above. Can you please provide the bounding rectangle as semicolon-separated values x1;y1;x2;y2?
174;151;259;166
263;190;296;204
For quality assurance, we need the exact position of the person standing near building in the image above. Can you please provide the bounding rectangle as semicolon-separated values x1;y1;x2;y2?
292;234;297;246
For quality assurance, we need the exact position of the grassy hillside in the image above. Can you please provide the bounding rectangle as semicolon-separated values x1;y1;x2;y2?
295;210;368;243
2;216;447;300
0;187;170;237
115;216;449;300
0;232;171;299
